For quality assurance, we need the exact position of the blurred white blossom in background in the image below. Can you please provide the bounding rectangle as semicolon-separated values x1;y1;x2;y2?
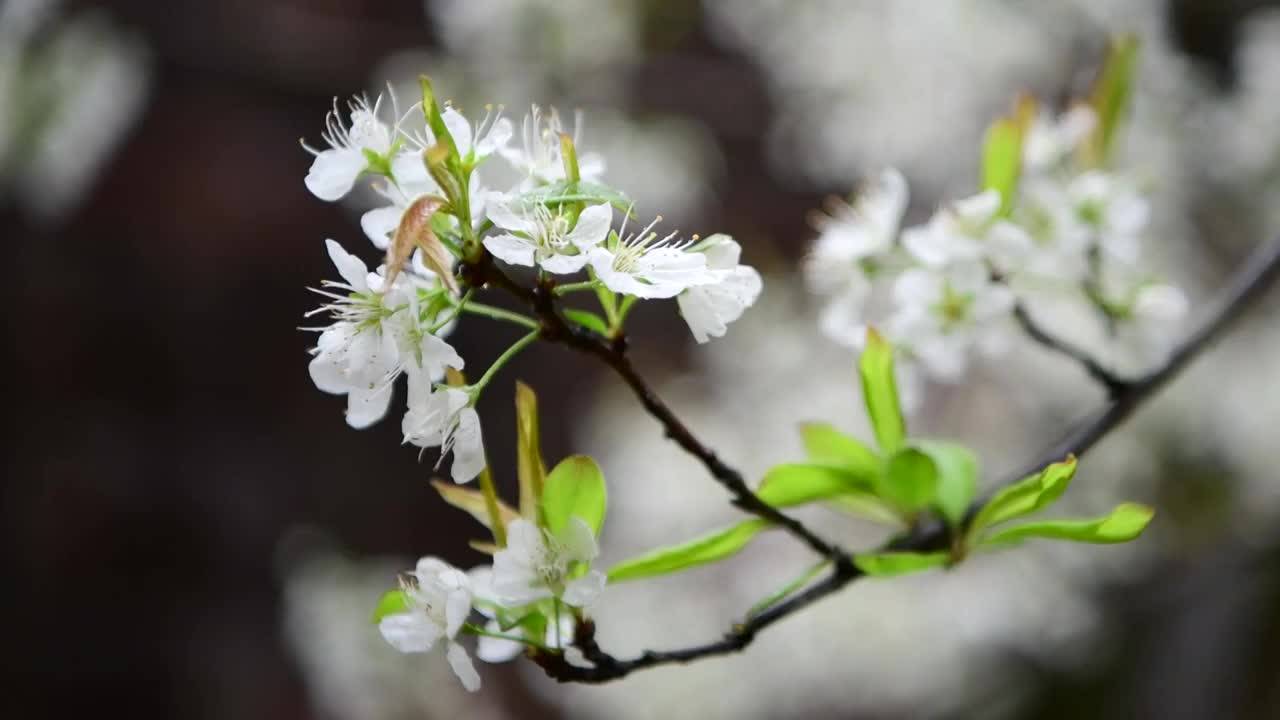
0;0;149;221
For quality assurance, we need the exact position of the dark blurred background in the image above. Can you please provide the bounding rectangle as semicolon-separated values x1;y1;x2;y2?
7;1;1280;718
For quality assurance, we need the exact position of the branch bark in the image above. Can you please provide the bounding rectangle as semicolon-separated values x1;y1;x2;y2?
466;235;1280;684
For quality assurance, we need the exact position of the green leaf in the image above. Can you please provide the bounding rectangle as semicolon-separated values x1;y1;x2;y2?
520;180;635;217
747;559;831;618
541;455;607;537
799;422;880;480
859;329;906;454
878;447;938;514
1085;35;1140;167
756;463;872;508
969;456;1078;535
564;308;609;335
607;519;771;582
981;503;1154;546
371;589;412;623
825;491;902;525
853;551;950;577
981;116;1024;218
432;479;520;532
917;441;979;528
514;382;547;524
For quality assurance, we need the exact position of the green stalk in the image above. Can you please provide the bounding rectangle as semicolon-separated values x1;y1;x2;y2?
472;331;539;394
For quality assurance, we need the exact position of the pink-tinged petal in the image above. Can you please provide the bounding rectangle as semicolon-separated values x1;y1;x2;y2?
360;206;402;250
446;642;481;692
483;234;537;267
379;612;440;653
562;570;606;608
306;148;366;201
565;203;612;251
324;239;370;291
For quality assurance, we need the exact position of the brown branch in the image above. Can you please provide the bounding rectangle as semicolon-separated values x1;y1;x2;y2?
467;235;1280;684
458;255;843;560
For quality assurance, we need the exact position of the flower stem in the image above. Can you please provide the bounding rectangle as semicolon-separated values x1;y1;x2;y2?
554;280;601;296
459;302;539;330
472;331;539;394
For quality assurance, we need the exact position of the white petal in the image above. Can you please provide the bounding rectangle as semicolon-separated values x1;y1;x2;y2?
538;251;590;274
560;516;599;562
700;234;741;269
442;107;474;157
564;203;612;251
631;248;711;299
345;381;394;429
677;286;721;344
467;566;497;602
483;234;537;267
476;117;513;158
564;646;595;669
476;621;524;663
444;588;472;639
953;189;1000;225
390;150;435;191
325;239;370;291
562;570;606;608
1133;284;1188;323
360;206;402;250
893;268;943;307
446;642;482;692
305;149;366;201
417;333;465;380
379;612;440;653
486;200;536;234
415;556;453;578
502;519;541;559
449;408;486;484
901;225;949;267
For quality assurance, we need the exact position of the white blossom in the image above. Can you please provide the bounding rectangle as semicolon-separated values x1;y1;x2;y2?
491;518;606;609
1023;105;1096;172
1067;170;1150;264
483;200;612;273
500;105;605;185
886;261;1015;381
304;94;398;202
306;240;462;429
806;168;908;348
378;557;481;692
402;383;485;484
468;567;593;668
677;234;763;343
587;217;711;299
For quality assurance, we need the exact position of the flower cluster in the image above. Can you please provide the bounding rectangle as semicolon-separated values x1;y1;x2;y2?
301;84;762;483
807;92;1188;398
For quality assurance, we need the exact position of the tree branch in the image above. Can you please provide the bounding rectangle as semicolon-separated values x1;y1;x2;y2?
458;256;844;560
1012;301;1129;396
472;235;1280;684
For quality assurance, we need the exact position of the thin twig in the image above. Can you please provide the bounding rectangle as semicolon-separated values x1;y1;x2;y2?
470;236;1280;684
459;258;843;560
1012;301;1129;396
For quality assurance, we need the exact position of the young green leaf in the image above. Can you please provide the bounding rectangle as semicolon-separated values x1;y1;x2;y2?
432;480;520;532
564;308;610;335
980;502;1154;546
371;589;412;623
981;116;1024;218
756;463;873;508
853;551;950;577
514;381;547;523
826;491;902;525
1084;35;1140;167
798;422;880;480
969;455;1078;535
541;455;607;537
917;441;979;528
607;519;771;582
878;447;939;514
859;329;906;454
747;559;831;618
519;180;636;217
